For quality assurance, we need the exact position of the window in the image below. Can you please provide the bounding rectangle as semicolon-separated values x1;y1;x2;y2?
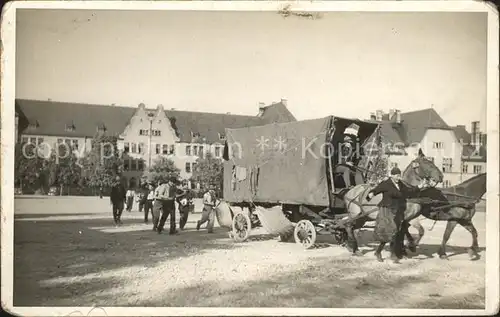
442;158;453;173
124;159;130;171
29;137;36;144
72;140;78;150
193;145;198;156
169;144;175;155
473;165;482;174
219;133;226;140
97;124;106;133
390;162;398;169
131;143;137;153
152;130;161;137
138;160;144;171
139;129;149;136
155;144;161;154
215;146;221;158
57;138;63;144
185;162;191;173
130;159;136;171
162;144;169;155
192;162;197;172
65;123;75;132
22;137;28;144
462;164;468;174
65;139;71;146
191;131;201;138
124;142;130;153
199;146;204;158
426;157;435;163
433;142;444;149
443;180;451;188
37;137;44;145
138;142;145;154
28;121;39;129
185;145;191;156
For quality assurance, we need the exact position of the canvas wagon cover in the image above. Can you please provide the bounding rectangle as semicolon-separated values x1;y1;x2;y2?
223;116;333;206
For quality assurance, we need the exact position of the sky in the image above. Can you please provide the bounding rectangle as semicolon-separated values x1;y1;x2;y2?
16;9;487;130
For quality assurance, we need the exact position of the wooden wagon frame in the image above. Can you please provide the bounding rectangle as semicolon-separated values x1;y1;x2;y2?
215;115;383;248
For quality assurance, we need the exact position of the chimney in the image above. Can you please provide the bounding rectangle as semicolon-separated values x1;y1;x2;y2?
138;103;146;109
170;107;176;111
369;112;377;121
257;102;266;117
395;109;401;124
388;109;395;121
471;121;480;149
375;110;384;121
226;112;231;114
280;98;287;106
480;133;487;146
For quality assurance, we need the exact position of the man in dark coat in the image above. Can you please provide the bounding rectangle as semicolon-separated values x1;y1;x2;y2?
366;167;426;263
109;176;126;226
336;123;364;188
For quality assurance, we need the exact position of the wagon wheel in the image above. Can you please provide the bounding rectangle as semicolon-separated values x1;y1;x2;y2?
231;212;252;242
293;220;317;249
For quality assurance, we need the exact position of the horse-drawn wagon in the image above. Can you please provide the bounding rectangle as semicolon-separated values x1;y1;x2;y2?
215;115;381;248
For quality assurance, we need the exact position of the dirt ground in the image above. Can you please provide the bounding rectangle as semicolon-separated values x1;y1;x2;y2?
13;196;486;308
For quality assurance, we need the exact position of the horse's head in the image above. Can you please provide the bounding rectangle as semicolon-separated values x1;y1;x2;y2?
402;149;443;187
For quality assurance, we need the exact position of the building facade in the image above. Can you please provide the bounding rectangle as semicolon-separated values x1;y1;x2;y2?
16;98;296;188
367;109;486;188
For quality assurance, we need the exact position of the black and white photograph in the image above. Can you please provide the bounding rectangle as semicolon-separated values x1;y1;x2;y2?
1;1;498;316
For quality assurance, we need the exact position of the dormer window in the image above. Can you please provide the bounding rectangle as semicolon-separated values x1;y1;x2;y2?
191;131;201;138
28;120;39;130
97;123;107;133
218;132;226;140
65;122;76;132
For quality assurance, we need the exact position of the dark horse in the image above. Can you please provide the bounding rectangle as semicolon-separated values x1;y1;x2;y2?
343;149;486;261
403;171;486;260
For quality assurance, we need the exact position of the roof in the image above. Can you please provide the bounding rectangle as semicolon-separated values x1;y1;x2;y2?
223;116;333;206
462;144;487;162
222;116;379;206
452;125;471;144
16;99;296;143
368;108;452;145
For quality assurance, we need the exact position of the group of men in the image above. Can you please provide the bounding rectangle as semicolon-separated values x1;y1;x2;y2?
109;175;220;234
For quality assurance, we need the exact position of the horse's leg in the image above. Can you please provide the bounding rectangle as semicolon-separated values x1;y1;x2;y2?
374;242;386;262
458;219;480;260
438;220;457;260
401;221;415;255
345;223;359;254
411;218;425;247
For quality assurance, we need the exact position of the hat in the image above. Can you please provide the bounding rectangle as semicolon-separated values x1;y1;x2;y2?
344;123;359;137
390;167;402;175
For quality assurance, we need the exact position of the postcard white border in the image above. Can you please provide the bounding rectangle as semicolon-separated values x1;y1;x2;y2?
1;1;499;316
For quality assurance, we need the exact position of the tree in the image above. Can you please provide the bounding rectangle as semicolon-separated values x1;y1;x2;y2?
144;156;180;185
14;142;53;193
49;146;83;195
81;132;123;190
191;152;223;194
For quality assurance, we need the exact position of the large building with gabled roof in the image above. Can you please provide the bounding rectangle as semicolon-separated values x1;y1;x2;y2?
366;108;485;187
16;98;296;187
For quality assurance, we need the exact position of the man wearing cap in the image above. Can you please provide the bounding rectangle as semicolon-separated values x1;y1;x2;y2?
336;123;364;188
366;167;427;263
109;175;126;226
